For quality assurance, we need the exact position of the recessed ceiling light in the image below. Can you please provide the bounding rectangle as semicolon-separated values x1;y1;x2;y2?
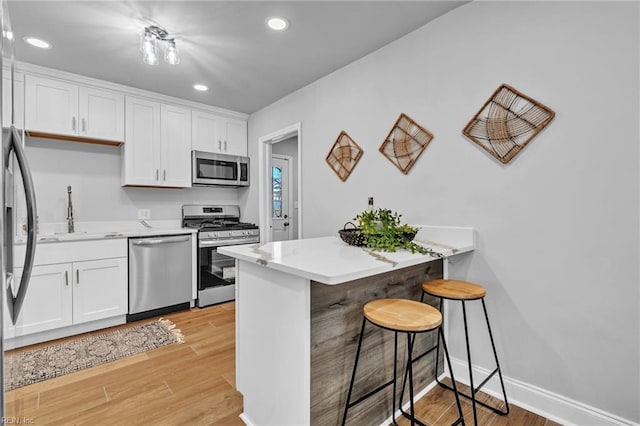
193;84;208;92
3;31;14;41
266;17;289;31
23;36;51;49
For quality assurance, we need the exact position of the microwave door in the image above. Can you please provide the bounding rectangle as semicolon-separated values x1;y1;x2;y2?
194;156;239;185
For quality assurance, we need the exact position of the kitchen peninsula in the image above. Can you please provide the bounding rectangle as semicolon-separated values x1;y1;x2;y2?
218;226;474;425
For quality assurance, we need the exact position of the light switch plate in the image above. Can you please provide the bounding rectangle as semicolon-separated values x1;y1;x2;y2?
137;209;151;220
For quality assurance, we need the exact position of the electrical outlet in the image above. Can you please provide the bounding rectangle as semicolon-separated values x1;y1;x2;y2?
137;209;151;220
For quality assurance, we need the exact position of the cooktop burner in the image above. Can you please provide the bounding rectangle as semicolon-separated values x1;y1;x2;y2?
182;204;259;233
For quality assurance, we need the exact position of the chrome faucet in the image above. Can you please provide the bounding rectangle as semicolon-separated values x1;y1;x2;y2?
67;186;74;233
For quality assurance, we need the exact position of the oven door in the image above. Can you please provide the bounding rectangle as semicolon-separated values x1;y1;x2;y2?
192;150;239;186
197;240;237;307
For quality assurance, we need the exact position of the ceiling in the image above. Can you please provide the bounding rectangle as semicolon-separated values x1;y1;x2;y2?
7;1;468;114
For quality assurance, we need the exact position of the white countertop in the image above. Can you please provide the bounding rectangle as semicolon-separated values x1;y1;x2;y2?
218;225;475;285
16;220;197;244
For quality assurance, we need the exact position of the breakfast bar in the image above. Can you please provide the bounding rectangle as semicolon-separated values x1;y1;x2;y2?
219;226;474;426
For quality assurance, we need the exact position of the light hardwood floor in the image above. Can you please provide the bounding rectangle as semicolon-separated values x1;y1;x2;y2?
5;303;558;425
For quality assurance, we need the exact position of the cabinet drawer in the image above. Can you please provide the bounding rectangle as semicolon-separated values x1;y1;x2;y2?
14;238;127;267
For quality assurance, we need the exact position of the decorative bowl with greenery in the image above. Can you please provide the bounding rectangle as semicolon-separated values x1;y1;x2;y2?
348;208;443;258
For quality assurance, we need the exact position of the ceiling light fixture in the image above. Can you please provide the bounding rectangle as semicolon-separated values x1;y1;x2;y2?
266;17;289;31
193;84;208;92
140;26;179;66
3;31;14;41
23;36;51;49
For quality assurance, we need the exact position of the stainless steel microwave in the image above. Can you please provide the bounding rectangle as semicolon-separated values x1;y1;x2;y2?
192;151;250;187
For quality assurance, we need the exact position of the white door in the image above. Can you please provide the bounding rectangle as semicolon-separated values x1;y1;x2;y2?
270;155;292;241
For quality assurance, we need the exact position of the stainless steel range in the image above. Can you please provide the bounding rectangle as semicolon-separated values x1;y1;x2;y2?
182;205;259;307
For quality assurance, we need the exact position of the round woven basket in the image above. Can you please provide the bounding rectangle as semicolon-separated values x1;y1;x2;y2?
338;222;365;247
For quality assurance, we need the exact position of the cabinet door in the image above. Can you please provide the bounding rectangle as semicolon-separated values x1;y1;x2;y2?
24;75;78;136
2;69;24;129
72;257;127;324
4;264;73;338
223;117;248;156
123;96;161;186
79;86;124;142
161;104;192;188
191;109;221;153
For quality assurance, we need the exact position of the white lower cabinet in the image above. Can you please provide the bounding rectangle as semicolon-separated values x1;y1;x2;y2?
5;239;128;347
5;263;73;339
72;257;128;324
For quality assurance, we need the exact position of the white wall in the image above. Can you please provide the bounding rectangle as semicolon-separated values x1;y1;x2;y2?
23;136;241;226
245;1;639;423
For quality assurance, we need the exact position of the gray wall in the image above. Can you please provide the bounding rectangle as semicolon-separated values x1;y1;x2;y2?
243;1;639;422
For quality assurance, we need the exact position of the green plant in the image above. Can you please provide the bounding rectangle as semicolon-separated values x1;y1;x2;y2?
353;208;442;257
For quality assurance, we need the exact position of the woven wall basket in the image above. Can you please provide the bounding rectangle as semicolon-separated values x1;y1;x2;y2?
463;84;555;164
379;113;434;174
326;131;363;181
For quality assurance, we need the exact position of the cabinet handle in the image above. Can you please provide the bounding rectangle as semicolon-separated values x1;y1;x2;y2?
82;118;86;133
156;169;159;180
65;270;69;286
163;169;166;181
218;140;222;151
224;140;227;151
72;116;76;131
76;269;80;284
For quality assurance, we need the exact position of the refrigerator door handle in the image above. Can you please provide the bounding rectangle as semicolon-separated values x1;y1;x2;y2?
6;126;37;324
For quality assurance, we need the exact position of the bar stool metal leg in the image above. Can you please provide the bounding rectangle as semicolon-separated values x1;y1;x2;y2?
342;317;367;426
461;300;478;426
481;299;510;415
398;327;465;426
431;296;510;419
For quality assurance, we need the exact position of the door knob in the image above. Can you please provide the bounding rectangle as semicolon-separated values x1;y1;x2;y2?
283;222;290;227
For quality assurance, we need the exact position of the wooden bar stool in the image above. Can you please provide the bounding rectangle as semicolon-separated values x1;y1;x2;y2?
421;279;509;426
342;298;464;426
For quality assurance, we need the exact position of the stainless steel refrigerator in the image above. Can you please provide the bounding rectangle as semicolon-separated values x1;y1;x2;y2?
1;0;38;417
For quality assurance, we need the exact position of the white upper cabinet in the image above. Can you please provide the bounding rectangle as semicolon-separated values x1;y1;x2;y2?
25;74;124;143
25;75;78;137
2;69;24;129
192;110;247;156
161;104;192;188
123;96;162;186
78;86;125;142
122;96;191;188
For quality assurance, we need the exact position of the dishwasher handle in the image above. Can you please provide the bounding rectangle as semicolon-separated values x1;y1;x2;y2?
131;236;191;246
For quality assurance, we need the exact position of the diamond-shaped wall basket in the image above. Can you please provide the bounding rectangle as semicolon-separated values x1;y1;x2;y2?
379;113;434;174
463;84;555;164
326;131;363;182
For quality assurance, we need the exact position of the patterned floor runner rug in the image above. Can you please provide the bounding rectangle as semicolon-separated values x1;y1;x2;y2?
4;318;184;391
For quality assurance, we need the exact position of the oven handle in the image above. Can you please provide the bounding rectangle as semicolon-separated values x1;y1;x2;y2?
199;238;258;248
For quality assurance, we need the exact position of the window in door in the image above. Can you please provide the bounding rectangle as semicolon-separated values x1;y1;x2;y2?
272;166;282;218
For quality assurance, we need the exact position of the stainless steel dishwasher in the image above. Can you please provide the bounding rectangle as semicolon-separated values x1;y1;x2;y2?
127;234;193;322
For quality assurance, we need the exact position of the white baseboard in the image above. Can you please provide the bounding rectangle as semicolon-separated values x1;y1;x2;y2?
239;412;255;426
448;357;639;426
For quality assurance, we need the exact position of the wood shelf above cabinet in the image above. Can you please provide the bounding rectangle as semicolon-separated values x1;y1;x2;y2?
26;131;123;146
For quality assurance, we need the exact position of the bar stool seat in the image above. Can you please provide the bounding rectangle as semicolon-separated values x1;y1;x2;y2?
364;298;442;332
422;279;486;300
342;298;464;426
421;279;509;426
